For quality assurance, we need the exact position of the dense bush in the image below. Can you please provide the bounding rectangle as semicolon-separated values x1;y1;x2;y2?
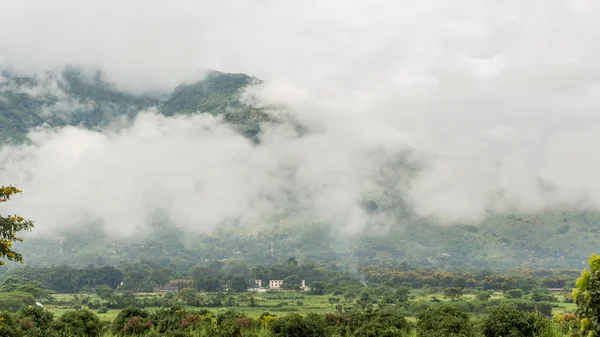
482;304;555;337
51;309;104;337
0;292;35;312
416;304;474;337
271;313;325;337
111;306;149;335
0;311;19;337
15;306;53;330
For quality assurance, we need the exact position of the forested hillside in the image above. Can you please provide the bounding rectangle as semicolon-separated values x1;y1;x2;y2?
3;209;592;274
0;68;265;142
0;67;594;273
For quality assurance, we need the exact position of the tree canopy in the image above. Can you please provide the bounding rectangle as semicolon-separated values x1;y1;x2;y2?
0;186;34;266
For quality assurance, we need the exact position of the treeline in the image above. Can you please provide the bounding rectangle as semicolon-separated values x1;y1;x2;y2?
360;265;577;291
7;266;123;293
0;261;577;295
0;303;570;337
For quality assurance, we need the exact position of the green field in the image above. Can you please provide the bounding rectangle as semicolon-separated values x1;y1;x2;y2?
45;289;577;324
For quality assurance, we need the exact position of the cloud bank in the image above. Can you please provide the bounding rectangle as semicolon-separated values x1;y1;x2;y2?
0;1;600;234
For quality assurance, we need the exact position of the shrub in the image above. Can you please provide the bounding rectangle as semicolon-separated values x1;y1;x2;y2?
122;316;153;335
416;304;474;337
16;306;54;330
0;292;35;312
0;311;19;337
271;313;325;337
181;313;217;330
150;306;192;333
52;309;103;337
505;289;524;299
97;306;108;314
478;292;492;301
482;304;531;337
111;306;149;335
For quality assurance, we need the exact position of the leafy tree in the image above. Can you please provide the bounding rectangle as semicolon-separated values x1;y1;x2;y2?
282;275;302;291
310;281;325;295
477;291;492;301
0;186;34;266
111;306;149;335
416;304;474;337
574;253;600;335
0;277;50;300
530;289;556;302
122;316;153;335
178;288;198;305
482;304;531;337
0;291;35;311
0;311;18;337
51;309;103;337
393;287;411;303
443;287;463;301
505;289;524;299
224;259;249;276
16;306;54;330
271;313;325;337
95;284;114;301
230;274;249;292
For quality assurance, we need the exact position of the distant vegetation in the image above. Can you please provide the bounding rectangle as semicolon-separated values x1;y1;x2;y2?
0;67;270;143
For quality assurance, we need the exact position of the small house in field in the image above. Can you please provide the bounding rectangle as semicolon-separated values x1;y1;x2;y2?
153;279;193;293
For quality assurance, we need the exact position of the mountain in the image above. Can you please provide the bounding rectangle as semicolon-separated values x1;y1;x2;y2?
0;68;270;142
5;208;593;272
0;67;595;273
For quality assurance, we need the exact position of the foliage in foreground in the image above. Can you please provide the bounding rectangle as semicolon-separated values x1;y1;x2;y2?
0;186;34;266
0;302;569;337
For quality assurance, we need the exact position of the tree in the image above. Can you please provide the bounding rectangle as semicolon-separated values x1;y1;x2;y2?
477;291;492;301
282;275;302;291
416;304;474;337
230;274;249;292
310;281;325;295
0;291;35;311
95;284;114;301
393;287;411;303
271;313;325;337
52;309;104;337
443;287;463;301
480;304;554;337
504;289;524;299
16;306;54;330
574;253;600;335
0;311;18;337
111;306;149;335
178;288;198;305
0;186;34;266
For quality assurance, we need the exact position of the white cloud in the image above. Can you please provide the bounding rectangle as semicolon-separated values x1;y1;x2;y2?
0;1;600;231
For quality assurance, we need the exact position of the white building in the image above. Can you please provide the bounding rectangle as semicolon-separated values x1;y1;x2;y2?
269;280;283;289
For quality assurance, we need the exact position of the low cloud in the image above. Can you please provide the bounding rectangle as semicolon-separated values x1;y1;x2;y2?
0;1;600;234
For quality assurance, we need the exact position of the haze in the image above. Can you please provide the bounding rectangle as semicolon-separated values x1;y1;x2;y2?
1;1;599;235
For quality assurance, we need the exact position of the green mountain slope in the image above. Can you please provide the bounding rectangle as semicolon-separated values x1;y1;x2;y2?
7;209;595;272
0;68;270;142
162;70;273;140
0;67;596;272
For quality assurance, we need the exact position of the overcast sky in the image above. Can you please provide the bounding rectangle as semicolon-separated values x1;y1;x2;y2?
1;1;599;235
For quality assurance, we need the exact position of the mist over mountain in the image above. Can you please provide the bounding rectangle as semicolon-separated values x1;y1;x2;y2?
0;66;594;273
0;1;599;274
